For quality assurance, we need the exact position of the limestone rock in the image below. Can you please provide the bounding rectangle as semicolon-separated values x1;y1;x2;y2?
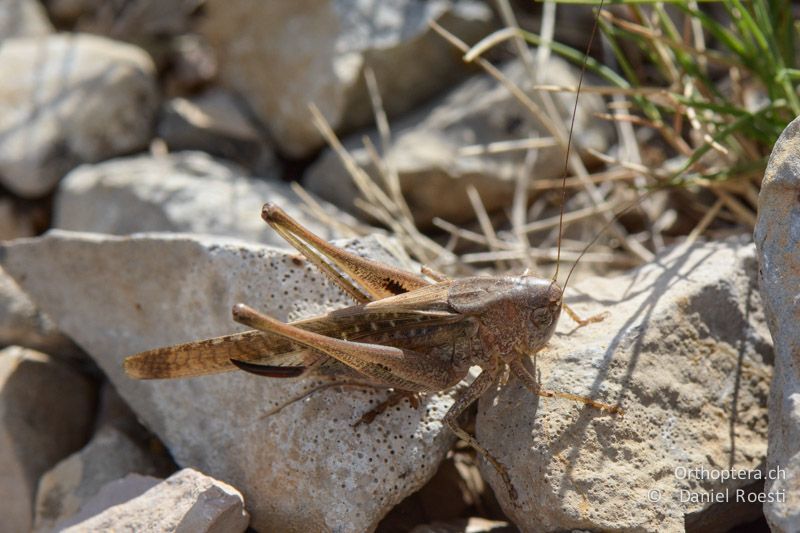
0;231;461;532
54;151;359;245
0;346;95;533
33;425;172;532
0;266;80;359
58;468;248;533
754;115;800;532
0;0;53;41
0;33;158;197
157;90;276;174
306;57;612;226
476;241;771;531
199;0;494;157
55;473;161;530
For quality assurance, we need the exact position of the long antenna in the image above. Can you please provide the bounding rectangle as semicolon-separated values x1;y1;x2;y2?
554;0;606;284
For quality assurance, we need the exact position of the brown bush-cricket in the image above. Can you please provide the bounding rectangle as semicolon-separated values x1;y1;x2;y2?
123;0;625;503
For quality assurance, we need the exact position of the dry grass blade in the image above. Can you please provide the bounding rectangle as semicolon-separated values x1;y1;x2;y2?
307;103;455;266
685;197;723;245
458;248;636;267
511;148;538;269
363;67;413;223
432;217;495;248
430;20;654;264
457;137;557;156
528;168;636;190
533;84;668;96
290;182;361;239
520;200;618;234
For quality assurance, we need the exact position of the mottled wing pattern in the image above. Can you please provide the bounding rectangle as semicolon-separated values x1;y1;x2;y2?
124;281;465;380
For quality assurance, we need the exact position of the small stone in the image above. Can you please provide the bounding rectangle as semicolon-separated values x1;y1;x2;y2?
58;469;248;533
0;346;95;533
33;425;172;532
55;473;161;530
0;33;158;197
754;115;800;532
157;90;276;174
199;0;494;157
54;151;359;245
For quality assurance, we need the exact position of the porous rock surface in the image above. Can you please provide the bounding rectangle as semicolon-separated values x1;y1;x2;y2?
477;241;771;532
754;115;800;532
58;468;249;533
0;231;461;532
199;0;493;157
54;151;358;245
0;33;158;197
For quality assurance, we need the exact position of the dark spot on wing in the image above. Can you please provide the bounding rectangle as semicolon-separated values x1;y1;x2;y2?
384;278;407;295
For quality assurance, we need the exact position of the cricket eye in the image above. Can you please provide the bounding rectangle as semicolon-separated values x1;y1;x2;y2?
532;307;552;327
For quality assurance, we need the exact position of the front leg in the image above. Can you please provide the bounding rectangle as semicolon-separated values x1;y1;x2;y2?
563;303;608;328
442;368;518;502
510;359;623;414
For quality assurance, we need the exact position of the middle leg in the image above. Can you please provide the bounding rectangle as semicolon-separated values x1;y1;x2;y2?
442;367;518;502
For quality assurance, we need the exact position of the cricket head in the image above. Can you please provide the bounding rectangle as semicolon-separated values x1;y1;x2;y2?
519;276;563;354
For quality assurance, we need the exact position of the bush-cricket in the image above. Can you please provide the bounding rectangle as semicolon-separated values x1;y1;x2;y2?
123;0;624;503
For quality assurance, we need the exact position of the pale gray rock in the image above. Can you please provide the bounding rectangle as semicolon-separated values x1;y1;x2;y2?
754;115;800;532
33;425;170;532
158;90;276;174
306;57;612;226
59;468;248;533
0;346;95;533
199;0;494;157
0;0;53;41
0;33;158;197
0;231;462;532
55;473;161;530
54;151;359;245
476;241;771;531
0;267;80;358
